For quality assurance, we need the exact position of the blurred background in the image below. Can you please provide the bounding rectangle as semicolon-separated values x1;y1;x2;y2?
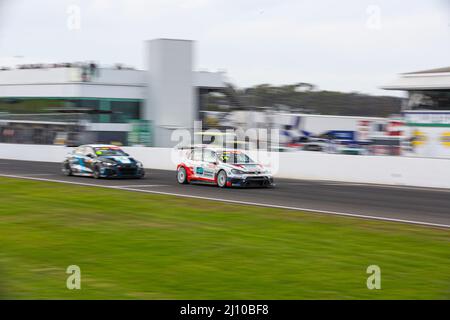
0;0;448;158
0;0;449;301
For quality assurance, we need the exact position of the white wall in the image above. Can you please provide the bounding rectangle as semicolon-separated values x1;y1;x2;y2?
0;68;146;85
0;68;146;99
1;143;449;189
0;144;73;162
0;68;70;85
0;83;146;100
274;151;450;188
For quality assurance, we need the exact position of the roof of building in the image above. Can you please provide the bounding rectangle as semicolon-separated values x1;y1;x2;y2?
403;66;450;75
0;67;226;99
382;66;450;91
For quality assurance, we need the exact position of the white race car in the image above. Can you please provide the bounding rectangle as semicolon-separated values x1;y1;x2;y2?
176;147;274;188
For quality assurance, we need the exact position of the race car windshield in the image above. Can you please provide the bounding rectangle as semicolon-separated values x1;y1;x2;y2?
94;147;127;156
218;152;254;164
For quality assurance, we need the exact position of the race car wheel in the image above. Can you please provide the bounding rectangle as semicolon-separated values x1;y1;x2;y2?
217;170;227;188
177;167;188;184
93;166;101;179
62;162;72;176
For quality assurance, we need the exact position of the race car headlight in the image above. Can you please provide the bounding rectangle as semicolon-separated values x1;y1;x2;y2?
102;161;116;167
231;169;245;175
136;161;143;168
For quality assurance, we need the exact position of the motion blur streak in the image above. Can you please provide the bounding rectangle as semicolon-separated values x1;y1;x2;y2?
1;159;449;228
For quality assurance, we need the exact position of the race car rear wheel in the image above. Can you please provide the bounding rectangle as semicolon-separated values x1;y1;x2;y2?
217;170;227;188
93;166;101;179
62;161;72;176
177;167;188;184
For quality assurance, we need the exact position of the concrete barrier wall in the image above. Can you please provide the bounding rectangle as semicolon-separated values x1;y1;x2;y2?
0;144;178;170
275;151;450;188
0;144;73;163
1;143;449;189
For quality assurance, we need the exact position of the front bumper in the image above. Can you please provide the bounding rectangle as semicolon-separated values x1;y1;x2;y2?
228;175;274;187
100;165;145;178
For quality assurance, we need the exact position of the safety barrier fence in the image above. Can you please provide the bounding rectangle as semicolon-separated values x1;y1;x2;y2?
1;143;449;189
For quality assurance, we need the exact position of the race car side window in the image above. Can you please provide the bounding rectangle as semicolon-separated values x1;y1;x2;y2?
203;150;217;163
192;150;203;161
84;147;95;157
74;147;85;155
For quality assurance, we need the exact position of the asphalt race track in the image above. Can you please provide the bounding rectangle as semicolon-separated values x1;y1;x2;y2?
0;159;449;228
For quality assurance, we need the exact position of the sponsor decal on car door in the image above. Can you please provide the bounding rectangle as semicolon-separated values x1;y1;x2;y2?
202;150;217;181
70;147;93;173
195;163;204;177
191;150;204;179
202;163;216;180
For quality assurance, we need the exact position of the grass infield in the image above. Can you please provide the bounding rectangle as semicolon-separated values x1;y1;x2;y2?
0;177;448;299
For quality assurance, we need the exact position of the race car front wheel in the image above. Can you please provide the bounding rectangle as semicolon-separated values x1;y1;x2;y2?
177;167;188;184
217;170;227;188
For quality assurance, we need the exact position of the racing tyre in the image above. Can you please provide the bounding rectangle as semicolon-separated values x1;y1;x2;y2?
177;167;188;184
217;170;228;188
93;166;101;179
135;171;145;179
62;161;72;176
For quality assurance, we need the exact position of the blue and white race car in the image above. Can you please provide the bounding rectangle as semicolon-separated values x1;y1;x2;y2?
62;144;145;179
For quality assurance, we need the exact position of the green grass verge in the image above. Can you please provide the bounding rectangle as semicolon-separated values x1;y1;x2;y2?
0;177;448;299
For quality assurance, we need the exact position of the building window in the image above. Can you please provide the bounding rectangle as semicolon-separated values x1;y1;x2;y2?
110;101;141;123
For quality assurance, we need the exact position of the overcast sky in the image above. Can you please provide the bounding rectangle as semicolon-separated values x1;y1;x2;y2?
0;0;449;96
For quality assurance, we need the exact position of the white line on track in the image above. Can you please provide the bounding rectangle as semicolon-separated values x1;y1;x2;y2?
118;184;168;188
307;181;450;192
17;173;58;176
0;173;449;229
317;181;450;192
0;174;167;189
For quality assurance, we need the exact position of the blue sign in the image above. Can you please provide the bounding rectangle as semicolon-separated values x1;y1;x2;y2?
325;130;355;140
